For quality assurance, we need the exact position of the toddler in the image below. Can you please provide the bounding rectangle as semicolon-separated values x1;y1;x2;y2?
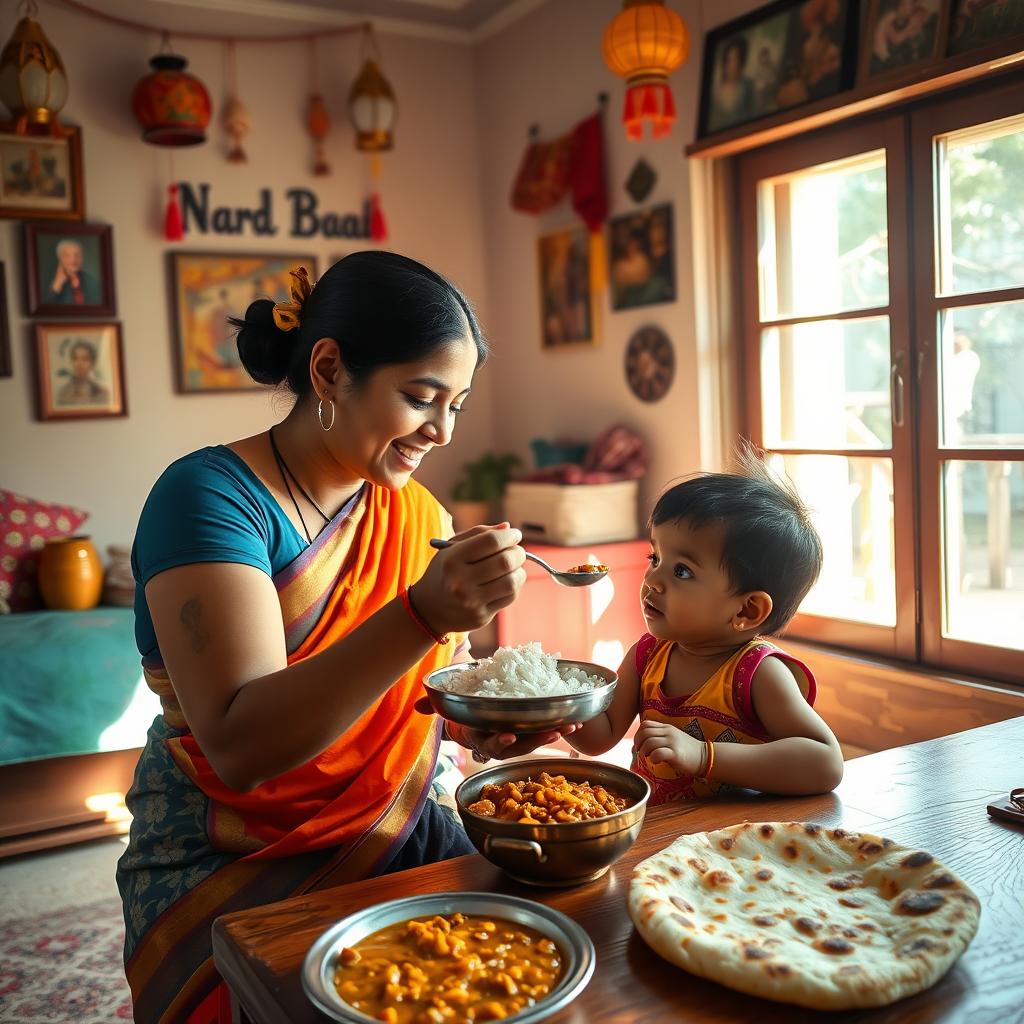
569;449;844;802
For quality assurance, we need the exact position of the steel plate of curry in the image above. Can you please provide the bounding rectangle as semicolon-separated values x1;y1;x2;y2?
333;912;564;1023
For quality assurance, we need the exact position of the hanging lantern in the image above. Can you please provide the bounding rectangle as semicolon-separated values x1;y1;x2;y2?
307;94;331;175
602;0;689;141
132;46;211;147
221;42;249;163
222;95;250;162
348;56;396;152
0;3;69;135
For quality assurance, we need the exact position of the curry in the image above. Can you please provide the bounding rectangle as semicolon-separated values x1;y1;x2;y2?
333;912;563;1022
467;771;631;824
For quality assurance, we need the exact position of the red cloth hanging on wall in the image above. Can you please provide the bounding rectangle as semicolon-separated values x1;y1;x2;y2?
510;133;572;214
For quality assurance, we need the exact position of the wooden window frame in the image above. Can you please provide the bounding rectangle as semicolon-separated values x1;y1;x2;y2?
911;75;1024;684
736;69;1024;685
738;114;918;662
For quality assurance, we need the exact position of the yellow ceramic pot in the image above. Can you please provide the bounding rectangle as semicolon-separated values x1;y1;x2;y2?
39;535;104;610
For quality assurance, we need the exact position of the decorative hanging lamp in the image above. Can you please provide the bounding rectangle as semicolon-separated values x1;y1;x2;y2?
349;26;396;241
132;35;212;146
348;34;396;152
221;41;250;163
602;0;689;141
0;0;69;135
307;40;330;175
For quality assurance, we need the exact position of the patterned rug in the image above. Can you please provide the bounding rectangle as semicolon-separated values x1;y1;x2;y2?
0;897;133;1022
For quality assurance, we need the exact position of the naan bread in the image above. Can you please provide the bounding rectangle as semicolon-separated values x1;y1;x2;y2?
629;822;980;1010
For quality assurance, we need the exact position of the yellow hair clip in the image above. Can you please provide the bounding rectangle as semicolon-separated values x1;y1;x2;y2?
272;266;313;333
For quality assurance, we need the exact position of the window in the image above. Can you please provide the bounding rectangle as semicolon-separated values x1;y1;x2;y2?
738;74;1024;683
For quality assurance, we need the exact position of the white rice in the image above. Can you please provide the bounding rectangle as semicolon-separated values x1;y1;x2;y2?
433;642;603;698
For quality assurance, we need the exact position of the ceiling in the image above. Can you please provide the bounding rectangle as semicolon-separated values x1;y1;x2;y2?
79;0;548;43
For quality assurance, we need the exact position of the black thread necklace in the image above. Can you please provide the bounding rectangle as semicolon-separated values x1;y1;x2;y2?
268;427;329;544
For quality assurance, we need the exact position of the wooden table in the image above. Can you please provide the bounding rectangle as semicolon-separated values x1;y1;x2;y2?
213;717;1024;1023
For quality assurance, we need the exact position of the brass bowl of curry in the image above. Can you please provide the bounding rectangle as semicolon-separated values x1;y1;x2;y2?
301;892;595;1024
455;758;651;888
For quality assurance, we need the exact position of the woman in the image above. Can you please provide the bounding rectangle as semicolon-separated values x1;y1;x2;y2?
117;252;570;1024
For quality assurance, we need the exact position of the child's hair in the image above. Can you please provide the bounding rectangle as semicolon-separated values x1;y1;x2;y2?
650;444;823;635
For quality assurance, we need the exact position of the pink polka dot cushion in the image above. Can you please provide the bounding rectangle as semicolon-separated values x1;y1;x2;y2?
0;490;89;612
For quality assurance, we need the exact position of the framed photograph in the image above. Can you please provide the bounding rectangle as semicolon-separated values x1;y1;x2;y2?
24;222;116;317
168;251;319;393
0;262;10;378
34;322;126;421
698;0;858;138
0;123;84;221
859;0;947;82
608;203;676;311
537;225;595;349
947;0;1024;56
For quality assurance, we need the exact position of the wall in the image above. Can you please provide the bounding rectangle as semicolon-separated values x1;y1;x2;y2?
0;6;495;555
473;0;761;526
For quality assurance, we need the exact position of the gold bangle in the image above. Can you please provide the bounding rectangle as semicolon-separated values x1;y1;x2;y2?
698;739;715;781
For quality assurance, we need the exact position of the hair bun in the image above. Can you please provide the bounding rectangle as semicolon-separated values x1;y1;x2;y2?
233;298;293;386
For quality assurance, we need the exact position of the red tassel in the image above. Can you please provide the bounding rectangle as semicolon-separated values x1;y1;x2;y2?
369;192;388;242
164;183;184;241
640;84;659;119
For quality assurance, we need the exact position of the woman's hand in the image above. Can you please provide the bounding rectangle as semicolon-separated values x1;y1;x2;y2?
447;720;582;762
412;524;526;635
633;720;704;776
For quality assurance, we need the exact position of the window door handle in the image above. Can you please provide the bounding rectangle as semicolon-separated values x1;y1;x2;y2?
891;361;905;428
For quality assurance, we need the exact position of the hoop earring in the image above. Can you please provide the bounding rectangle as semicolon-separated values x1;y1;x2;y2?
317;396;335;431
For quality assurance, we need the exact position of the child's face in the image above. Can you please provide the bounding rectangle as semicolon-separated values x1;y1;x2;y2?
642;520;748;646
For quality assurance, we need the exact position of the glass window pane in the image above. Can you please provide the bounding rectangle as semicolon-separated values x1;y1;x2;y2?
942;460;1024;650
762;318;891;449
757;151;889;321
938;300;1024;449
769;454;896;626
937;113;1024;296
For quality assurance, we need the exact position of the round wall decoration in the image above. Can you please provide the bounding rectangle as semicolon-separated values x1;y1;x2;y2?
625;325;675;402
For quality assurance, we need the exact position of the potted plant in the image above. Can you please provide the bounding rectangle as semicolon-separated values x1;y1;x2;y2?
450;452;521;533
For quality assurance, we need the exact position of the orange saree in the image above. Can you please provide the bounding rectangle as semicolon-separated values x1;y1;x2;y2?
119;479;462;1024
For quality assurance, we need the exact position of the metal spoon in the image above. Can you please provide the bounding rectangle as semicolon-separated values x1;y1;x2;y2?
429;538;609;587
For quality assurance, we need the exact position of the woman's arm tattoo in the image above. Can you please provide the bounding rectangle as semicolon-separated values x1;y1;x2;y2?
180;597;210;653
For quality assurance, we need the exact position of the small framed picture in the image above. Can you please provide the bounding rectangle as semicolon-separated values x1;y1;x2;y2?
167;251;319;393
947;0;1024;56
24;222;116;317
698;0;858;138
537;225;595;349
0;123;84;221
859;0;947;83
0;262;10;378
608;203;676;311
34;321;126;421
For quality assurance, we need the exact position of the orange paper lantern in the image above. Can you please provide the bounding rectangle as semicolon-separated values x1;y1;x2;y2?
602;0;689;141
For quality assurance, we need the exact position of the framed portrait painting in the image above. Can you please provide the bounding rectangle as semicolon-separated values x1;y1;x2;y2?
0;123;84;221
34;322;126;421
537;225;595;349
608;203;676;311
859;0;948;83
24;221;116;317
698;0;858;138
947;0;1024;56
168;251;319;393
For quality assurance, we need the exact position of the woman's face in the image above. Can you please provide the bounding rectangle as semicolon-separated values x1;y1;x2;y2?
70;345;94;379
330;333;478;491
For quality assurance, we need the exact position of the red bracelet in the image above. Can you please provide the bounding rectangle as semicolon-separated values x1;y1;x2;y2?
400;587;450;645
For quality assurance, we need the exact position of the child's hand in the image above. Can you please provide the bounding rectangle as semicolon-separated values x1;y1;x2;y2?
633;720;705;776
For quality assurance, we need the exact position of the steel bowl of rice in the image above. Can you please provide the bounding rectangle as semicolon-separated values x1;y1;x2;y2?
422;643;617;734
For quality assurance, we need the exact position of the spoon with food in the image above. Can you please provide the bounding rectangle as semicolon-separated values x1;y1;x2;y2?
429;538;608;587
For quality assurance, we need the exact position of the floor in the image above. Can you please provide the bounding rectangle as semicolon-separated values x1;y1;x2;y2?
0;834;125;919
